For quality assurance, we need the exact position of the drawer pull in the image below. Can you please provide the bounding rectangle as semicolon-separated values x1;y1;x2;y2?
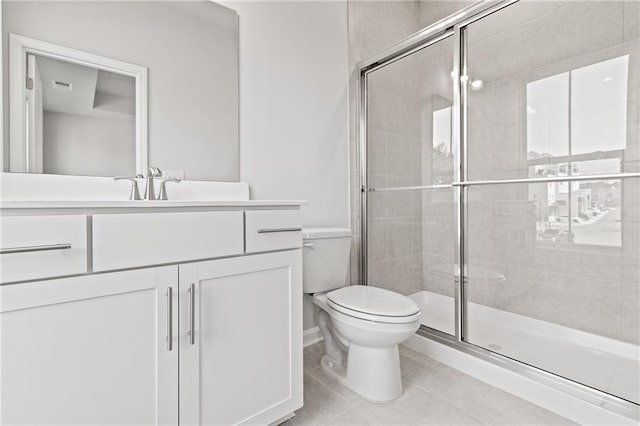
257;227;302;234
0;243;72;255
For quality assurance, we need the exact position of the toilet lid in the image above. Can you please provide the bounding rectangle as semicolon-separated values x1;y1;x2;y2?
327;286;420;323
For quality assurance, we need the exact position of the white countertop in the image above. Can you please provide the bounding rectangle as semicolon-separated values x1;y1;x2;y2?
0;174;307;211
0;199;308;210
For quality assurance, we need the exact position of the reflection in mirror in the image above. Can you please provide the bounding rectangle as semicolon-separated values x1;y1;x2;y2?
24;54;136;176
8;34;146;177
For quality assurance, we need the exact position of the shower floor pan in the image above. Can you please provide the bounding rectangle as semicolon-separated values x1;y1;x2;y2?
409;290;639;405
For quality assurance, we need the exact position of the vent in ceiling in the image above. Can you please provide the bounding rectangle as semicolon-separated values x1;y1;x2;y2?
51;79;73;91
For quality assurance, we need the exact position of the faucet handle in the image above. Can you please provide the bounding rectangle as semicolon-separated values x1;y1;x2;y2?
158;178;181;201
147;167;162;178
144;167;162;200
114;176;142;200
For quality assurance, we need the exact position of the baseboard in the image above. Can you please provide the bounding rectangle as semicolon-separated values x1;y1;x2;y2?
303;326;324;347
404;334;639;426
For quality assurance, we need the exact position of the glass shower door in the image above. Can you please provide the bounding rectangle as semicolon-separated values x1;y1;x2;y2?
462;0;640;404
365;34;457;335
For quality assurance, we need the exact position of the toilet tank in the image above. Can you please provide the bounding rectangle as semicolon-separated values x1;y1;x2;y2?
303;228;352;294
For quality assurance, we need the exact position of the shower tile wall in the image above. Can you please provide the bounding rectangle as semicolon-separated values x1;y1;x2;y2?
418;1;474;29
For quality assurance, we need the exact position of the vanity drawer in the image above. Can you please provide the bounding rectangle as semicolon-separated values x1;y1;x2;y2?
245;210;302;253
92;211;244;271
0;215;88;283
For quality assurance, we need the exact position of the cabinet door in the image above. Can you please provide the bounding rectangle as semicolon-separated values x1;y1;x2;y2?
179;250;303;426
0;267;179;425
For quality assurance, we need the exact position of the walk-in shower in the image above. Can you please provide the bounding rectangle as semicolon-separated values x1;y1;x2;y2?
358;0;639;413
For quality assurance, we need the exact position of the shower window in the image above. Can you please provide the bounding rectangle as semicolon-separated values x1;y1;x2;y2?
526;56;629;190
527;56;629;176
532;178;623;247
525;57;630;248
432;106;454;185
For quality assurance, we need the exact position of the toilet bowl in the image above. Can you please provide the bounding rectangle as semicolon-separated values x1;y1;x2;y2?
303;228;421;402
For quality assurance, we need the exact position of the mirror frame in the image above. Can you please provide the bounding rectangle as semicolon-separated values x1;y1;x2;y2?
7;33;148;175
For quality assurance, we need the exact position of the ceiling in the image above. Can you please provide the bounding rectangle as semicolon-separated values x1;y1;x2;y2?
34;54;135;121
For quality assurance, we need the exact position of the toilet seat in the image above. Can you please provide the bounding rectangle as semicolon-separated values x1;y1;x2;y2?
327;286;420;324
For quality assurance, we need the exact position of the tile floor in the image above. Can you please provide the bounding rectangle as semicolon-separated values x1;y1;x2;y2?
288;343;576;425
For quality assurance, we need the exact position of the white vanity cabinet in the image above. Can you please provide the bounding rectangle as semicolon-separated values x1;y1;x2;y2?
0;204;304;426
92;211;244;271
0;266;179;426
179;250;303;426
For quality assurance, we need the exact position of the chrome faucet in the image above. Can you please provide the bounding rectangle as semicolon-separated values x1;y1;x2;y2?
114;174;144;200
144;167;163;200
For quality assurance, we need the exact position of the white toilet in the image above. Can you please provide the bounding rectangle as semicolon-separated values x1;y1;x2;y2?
303;228;421;402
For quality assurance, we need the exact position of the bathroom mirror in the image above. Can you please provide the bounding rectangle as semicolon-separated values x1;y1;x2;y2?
2;0;239;181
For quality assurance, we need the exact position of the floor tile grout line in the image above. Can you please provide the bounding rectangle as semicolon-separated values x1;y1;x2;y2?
455;412;474;426
305;371;359;410
319;404;362;426
305;368;362;408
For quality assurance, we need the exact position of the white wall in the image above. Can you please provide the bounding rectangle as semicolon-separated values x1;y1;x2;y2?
43;112;135;177
223;1;349;331
227;0;350;228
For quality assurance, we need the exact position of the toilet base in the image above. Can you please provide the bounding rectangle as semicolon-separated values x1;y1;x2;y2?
320;344;403;403
320;354;347;379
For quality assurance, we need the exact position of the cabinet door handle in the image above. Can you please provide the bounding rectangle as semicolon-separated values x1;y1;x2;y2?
257;227;302;234
188;283;195;345
166;287;173;352
0;243;71;255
